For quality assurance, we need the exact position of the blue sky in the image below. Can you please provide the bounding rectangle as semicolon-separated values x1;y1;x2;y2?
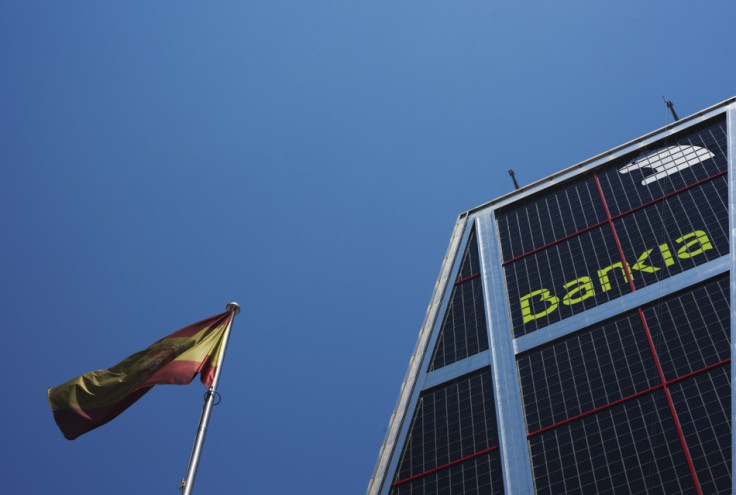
2;1;735;493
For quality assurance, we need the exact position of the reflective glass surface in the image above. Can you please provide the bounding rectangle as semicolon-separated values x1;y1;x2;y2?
519;275;731;495
390;450;503;495
643;277;730;381
391;369;503;494
614;176;729;289
498;115;728;337
596;119;728;217
505;226;625;336
528;391;695;494
518;312;659;433
497;175;606;261
429;230;489;370
669;366;731;494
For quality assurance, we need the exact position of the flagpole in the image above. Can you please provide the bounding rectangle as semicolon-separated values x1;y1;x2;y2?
180;302;240;495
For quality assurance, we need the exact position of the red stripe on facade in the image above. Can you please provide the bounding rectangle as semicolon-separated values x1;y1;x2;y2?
392;171;726;490
594;172;703;495
502;170;726;265
525;358;731;439
393;171;726;489
454;273;480;285
609;170;727;224
641;313;704;495
502;220;608;266
593;173;637;292
526;383;663;438
390;359;728;487
391;445;499;487
665;358;730;386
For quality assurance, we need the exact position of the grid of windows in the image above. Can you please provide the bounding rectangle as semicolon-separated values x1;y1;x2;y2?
669;366;732;494
457;229;482;281
519;277;731;431
390;450;504;495
596;119;729;217
373;106;734;495
429;231;489;370
498;116;729;337
504;226;626;335
614;176;729;289
519;275;731;494
391;369;502;493
518;312;659;433
644;277;730;381
497;176;606;261
528;391;696;494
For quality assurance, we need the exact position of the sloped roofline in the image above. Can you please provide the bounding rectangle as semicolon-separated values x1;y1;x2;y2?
466;96;736;216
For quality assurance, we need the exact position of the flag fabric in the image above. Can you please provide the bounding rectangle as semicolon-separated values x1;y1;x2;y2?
48;309;234;440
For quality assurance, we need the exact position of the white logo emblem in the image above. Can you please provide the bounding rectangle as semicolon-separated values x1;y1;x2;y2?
618;145;714;186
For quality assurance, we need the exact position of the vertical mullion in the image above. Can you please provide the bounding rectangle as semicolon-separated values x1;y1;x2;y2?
477;212;535;494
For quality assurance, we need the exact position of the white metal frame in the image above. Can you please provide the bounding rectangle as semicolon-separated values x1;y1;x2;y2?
368;97;736;495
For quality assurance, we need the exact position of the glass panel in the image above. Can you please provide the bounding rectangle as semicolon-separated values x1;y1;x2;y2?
457;229;481;281
393;369;499;484
518;312;659;433
643;276;730;381
390;450;504;495
528;391;695;494
669;366;731;495
614;177;729;291
505;226;627;337
496;175;605;262
429;231;489;370
497;115;728;337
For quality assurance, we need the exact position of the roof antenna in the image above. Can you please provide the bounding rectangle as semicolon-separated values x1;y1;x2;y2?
508;169;520;190
663;96;679;121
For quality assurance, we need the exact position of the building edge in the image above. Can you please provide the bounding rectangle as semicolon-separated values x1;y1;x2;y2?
367;213;470;495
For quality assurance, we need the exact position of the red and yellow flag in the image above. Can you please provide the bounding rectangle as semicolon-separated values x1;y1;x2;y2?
48;310;234;440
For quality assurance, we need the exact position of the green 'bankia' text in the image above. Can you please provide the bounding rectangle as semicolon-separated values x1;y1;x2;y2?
519;230;713;324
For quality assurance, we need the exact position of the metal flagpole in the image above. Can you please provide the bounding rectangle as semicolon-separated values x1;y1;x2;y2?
180;302;240;495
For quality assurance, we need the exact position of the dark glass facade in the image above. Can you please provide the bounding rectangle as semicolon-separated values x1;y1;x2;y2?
498;118;729;336
370;101;734;495
391;230;503;494
429;230;489;371
390;369;504;495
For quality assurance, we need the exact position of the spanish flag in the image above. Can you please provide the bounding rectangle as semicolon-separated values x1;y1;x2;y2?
48;310;234;440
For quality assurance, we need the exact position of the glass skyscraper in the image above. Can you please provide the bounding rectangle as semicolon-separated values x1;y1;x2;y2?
369;98;736;494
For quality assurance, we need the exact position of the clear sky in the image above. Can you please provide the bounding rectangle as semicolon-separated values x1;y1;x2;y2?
2;1;735;494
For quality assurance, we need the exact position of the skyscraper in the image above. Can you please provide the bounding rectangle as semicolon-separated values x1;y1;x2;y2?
369;98;735;494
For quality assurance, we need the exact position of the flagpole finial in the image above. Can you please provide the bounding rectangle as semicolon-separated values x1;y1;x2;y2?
226;302;240;315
